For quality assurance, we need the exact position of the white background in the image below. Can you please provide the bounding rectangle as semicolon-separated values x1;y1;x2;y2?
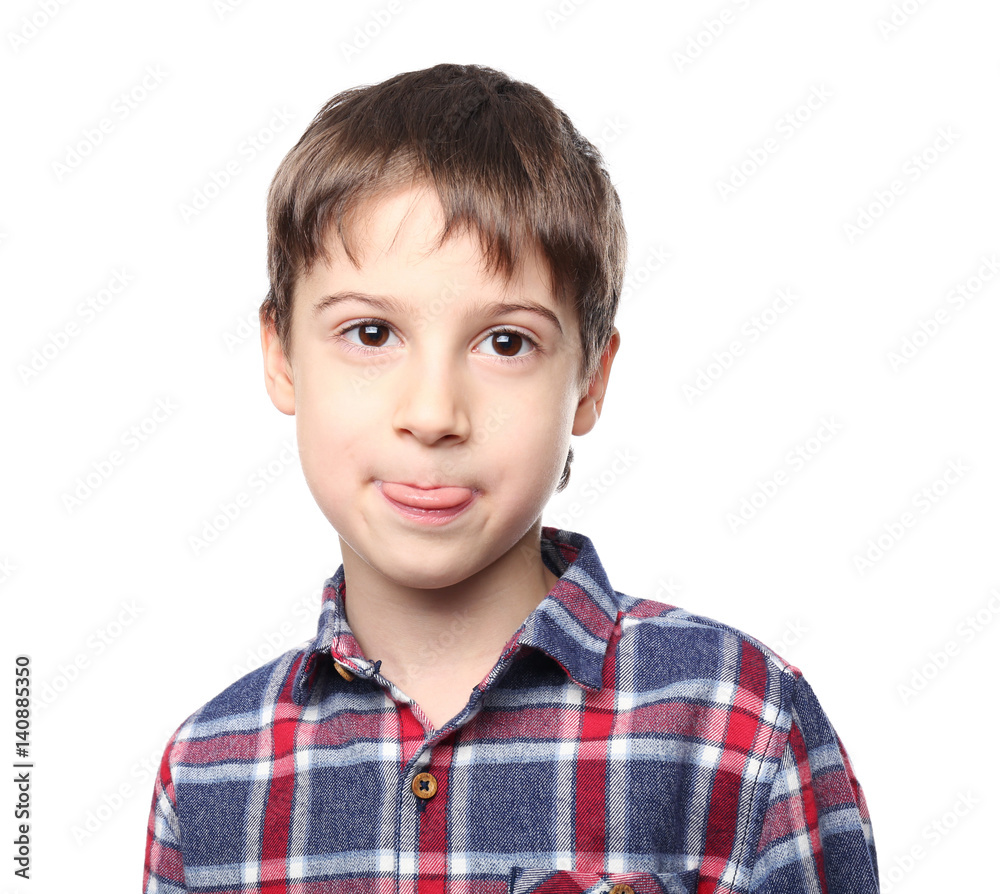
3;0;998;890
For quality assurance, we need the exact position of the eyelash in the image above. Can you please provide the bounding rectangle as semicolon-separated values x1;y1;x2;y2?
332;317;542;365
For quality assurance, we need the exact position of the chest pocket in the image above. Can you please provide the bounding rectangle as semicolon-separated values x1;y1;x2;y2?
508;868;699;894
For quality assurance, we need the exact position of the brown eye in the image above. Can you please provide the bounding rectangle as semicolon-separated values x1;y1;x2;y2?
359;324;390;347
491;332;523;356
338;321;400;352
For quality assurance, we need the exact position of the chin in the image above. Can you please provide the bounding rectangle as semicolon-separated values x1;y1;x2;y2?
385;559;473;591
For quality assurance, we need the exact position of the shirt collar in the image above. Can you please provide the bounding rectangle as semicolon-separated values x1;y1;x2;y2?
293;527;622;703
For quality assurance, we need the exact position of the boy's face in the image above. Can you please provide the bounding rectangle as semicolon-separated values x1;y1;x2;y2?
261;183;618;592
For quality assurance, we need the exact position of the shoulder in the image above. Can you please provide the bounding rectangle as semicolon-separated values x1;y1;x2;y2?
611;594;849;753
160;643;311;765
615;593;799;676
610;594;809;729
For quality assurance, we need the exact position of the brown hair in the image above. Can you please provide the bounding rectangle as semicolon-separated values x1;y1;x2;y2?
260;63;626;490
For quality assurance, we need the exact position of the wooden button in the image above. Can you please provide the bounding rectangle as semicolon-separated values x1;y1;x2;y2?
411;772;438;799
334;663;354;681
609;886;634;894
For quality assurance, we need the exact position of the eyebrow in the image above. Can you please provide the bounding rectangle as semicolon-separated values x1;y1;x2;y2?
312;291;563;334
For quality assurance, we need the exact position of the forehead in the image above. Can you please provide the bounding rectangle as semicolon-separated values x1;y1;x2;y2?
297;183;563;312
342;184;461;266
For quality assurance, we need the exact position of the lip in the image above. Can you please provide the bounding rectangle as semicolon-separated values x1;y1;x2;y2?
376;480;478;526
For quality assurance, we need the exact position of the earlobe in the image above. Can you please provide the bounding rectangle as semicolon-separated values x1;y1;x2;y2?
260;313;296;416
572;328;620;436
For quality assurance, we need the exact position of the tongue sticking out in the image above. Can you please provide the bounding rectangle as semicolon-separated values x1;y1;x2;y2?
381;482;475;510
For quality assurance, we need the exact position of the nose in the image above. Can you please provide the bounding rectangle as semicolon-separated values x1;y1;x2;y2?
391;352;472;446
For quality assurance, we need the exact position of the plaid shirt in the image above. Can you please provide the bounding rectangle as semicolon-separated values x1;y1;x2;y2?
144;527;879;894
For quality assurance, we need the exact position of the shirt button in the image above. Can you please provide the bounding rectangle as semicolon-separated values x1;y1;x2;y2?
411;772;438;800
334;662;354;681
609;886;634;894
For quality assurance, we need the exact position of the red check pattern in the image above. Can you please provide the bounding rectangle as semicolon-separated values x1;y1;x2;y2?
144;527;879;893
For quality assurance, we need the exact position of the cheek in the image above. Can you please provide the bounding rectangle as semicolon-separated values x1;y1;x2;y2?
485;396;573;492
293;378;369;486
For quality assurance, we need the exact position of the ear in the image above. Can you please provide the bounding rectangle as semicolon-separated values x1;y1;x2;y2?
572;328;620;436
260;311;296;415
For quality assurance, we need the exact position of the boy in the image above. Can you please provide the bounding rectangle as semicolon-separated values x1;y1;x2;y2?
144;64;879;893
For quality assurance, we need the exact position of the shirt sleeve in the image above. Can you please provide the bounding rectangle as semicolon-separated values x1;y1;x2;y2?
143;734;188;894
748;672;880;893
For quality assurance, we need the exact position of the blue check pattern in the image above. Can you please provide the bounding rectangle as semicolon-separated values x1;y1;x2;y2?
144;527;879;893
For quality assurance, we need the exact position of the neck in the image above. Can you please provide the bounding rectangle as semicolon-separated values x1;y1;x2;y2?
338;522;559;692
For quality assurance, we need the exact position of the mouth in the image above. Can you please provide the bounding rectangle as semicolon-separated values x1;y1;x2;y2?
375;480;478;525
